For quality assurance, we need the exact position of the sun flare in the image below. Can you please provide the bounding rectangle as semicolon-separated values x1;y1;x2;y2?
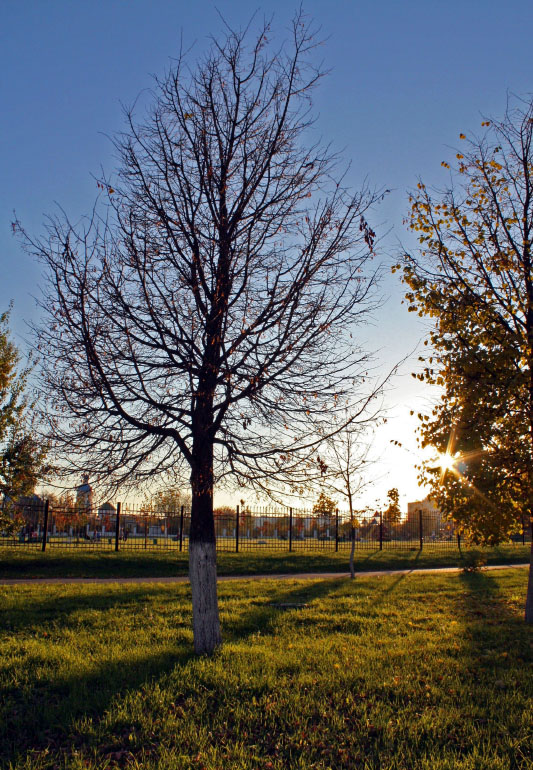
438;452;456;472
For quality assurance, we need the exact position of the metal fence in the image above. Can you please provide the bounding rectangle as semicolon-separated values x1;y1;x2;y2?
1;500;531;552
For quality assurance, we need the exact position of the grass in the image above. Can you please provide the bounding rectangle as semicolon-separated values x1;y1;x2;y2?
1;569;532;769
0;543;530;580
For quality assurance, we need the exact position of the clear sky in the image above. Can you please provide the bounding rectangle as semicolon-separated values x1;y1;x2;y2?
1;0;532;510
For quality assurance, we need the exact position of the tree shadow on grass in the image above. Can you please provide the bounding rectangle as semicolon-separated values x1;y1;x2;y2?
0;550;189;580
0;584;195;765
220;575;350;642
445;569;533;766
1;646;192;763
1;571;401;767
454;569;530;659
1;577;352;766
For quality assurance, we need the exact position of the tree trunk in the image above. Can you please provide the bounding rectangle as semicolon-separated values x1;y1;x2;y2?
189;539;221;653
523;252;533;623
189;448;221;655
347;492;355;579
526;515;533;623
349;525;355;579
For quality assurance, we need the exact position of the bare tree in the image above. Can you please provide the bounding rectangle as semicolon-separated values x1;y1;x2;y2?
322;423;373;578
18;12;384;653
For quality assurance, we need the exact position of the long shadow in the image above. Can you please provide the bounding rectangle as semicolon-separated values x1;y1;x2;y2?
444;568;533;764
0;584;187;635
0;583;197;765
1;639;194;765
454;569;528;653
1;571;396;766
0;577;343;764
221;575;349;642
365;571;409;607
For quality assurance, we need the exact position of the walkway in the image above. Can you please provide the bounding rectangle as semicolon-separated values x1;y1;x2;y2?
0;562;528;585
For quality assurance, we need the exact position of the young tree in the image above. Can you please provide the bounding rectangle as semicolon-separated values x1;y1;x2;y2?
19;13;383;652
383;487;401;524
145;485;190;513
397;96;533;622
0;309;47;533
321;424;370;577
312;491;337;516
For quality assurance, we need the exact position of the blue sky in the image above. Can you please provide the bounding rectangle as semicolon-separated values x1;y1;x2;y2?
1;0;532;508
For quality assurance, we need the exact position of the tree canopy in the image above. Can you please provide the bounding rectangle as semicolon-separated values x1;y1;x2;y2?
0;309;47;531
312;491;337;515
383;487;401;523
397;96;533;621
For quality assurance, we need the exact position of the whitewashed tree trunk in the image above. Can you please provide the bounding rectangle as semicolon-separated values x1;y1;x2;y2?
526;530;533;623
189;541;221;654
349;529;356;579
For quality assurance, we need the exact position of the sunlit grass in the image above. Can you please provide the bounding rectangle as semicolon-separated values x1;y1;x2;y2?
0;542;529;580
1;569;532;768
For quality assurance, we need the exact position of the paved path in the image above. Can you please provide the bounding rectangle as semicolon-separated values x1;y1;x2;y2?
0;562;528;586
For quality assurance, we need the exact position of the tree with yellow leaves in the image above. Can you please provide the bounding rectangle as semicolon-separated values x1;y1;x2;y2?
383;487;401;524
397;97;533;622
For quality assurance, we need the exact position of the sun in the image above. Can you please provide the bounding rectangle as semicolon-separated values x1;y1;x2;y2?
438;452;457;472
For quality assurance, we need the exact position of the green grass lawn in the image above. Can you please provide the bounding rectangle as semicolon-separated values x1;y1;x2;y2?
0;543;530;580
1;569;532;769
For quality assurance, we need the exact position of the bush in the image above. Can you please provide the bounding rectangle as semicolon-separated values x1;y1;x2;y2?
461;550;487;573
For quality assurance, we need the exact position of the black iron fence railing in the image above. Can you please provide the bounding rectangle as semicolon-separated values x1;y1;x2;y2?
1;501;531;552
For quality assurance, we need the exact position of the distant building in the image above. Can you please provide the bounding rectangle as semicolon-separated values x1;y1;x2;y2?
407;497;444;537
76;475;93;510
407;497;440;521
14;494;44;514
97;501;116;517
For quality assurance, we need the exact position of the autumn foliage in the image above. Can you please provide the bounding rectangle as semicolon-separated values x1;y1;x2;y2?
397;97;533;620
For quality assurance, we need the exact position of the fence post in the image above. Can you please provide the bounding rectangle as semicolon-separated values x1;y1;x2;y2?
41;499;50;552
288;508;293;552
521;513;526;545
179;505;184;552
335;509;339;552
457;532;461;552
144;513;148;549
419;509;423;550
379;509;383;551
235;505;240;553
115;502;121;552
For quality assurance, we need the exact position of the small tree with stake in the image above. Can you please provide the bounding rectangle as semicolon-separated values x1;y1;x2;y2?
18;12;384;653
321;422;373;578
